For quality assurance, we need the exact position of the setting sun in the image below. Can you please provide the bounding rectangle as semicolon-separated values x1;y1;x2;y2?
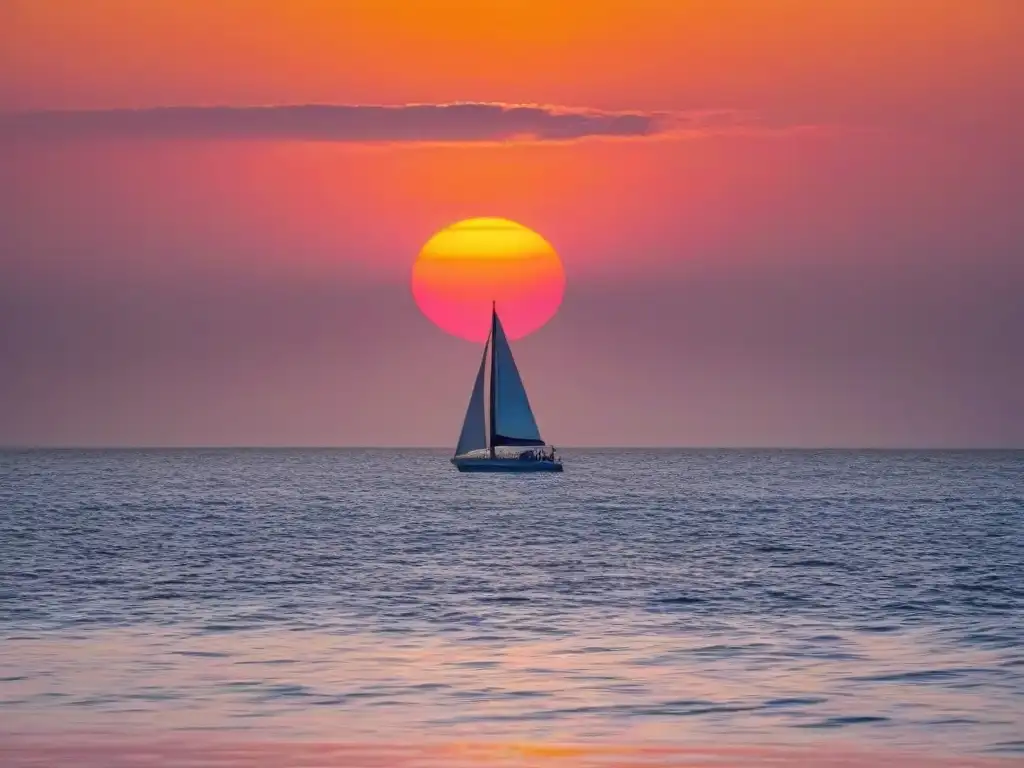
411;217;565;342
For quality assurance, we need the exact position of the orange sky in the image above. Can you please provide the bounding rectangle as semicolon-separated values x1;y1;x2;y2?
3;0;1018;115
1;0;1021;447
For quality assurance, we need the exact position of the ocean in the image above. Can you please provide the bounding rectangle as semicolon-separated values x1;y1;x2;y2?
1;449;1021;767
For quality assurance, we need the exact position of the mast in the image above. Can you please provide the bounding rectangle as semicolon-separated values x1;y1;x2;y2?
488;300;497;458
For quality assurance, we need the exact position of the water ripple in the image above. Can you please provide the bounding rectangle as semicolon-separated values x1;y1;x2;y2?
1;448;1022;759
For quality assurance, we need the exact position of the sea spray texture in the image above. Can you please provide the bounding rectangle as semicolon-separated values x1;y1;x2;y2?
0;449;1022;757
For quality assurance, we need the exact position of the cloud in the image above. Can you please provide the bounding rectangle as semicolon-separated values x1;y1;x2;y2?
0;102;786;144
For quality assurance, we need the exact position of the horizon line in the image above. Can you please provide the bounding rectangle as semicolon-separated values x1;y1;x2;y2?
1;445;1020;452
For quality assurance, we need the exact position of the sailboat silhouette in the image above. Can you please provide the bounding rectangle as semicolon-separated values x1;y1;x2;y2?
451;302;563;473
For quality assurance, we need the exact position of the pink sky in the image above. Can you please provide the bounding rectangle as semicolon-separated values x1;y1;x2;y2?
1;1;1022;447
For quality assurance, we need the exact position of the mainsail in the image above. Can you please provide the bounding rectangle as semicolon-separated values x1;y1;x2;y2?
454;336;489;457
491;309;545;447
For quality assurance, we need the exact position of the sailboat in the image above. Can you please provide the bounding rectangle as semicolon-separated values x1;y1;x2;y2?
451;302;564;472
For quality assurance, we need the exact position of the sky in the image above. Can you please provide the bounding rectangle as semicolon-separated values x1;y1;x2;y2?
1;0;1022;448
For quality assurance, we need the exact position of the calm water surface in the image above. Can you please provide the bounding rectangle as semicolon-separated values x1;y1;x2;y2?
1;449;1022;767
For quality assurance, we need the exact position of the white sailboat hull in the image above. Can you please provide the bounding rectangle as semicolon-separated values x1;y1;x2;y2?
451;456;564;473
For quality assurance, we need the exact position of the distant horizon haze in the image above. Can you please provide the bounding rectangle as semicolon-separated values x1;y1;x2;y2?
2;446;1022;452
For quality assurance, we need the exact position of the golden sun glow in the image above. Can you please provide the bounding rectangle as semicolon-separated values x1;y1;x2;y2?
412;218;565;342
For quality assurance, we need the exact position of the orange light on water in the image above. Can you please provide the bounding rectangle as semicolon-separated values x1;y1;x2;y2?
412;217;565;342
